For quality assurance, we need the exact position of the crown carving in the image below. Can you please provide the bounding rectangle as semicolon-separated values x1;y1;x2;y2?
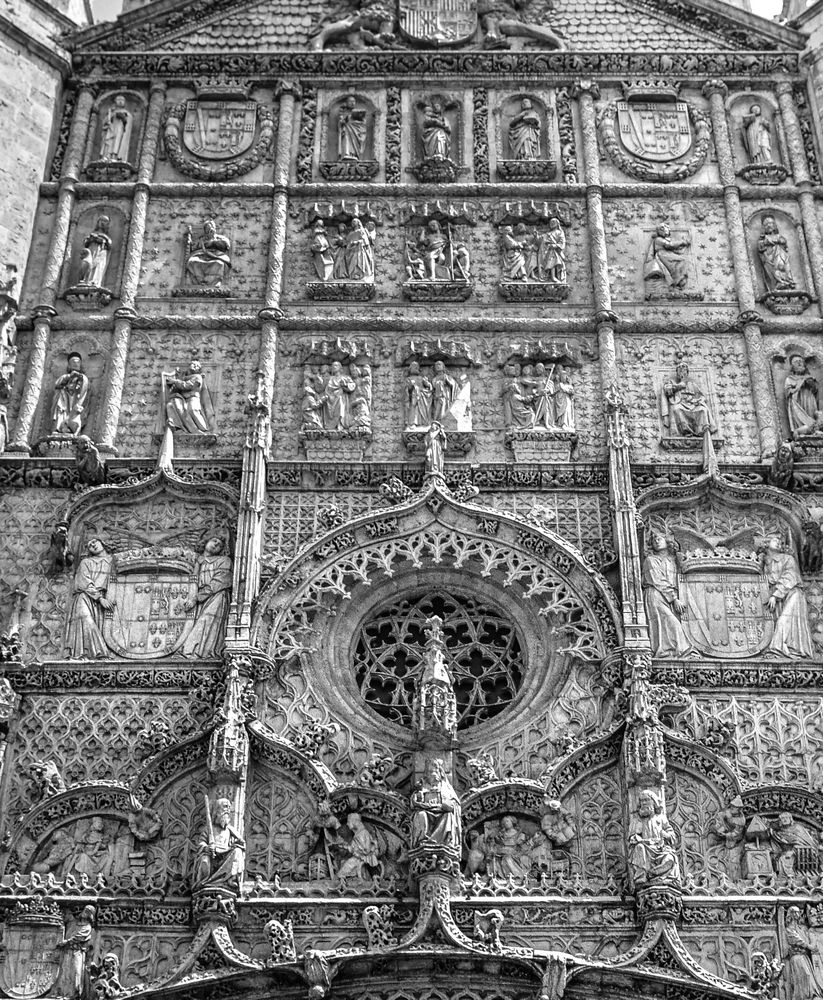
621;79;682;102
114;546;197;575
194;74;253;101
9;898;63;925
678;547;760;573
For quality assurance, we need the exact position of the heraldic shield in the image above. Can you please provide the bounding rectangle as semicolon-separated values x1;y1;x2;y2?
102;548;198;659
398;0;477;45
616;101;692;162
0;916;63;999
679;561;773;658
183;100;257;160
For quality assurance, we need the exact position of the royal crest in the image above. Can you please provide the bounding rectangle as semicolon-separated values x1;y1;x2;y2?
678;553;773;658
102;547;198;659
182;100;257;160
616;101;692;162
0;909;63;999
398;0;477;46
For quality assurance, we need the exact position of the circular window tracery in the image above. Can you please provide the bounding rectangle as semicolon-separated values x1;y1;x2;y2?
353;590;524;731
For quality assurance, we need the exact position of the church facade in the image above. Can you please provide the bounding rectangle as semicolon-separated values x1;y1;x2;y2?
2;0;823;998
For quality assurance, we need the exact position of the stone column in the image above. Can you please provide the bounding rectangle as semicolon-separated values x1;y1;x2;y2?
227;82;297;644
776;78;823;304
9;86;95;452
703;79;779;460
98;81;167;454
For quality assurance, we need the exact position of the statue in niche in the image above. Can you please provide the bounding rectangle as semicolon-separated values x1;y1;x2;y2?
627;789;681;887
335;813;380;883
405;362;433;428
742;104;773;165
338;96;367;160
478;0;564;49
77;216;112;288
758;216;795;292
185;220;231;288
783;906;823;1000
771;812;818;877
540;219;566;283
784;355;823;438
323;361;356;429
761;536;813;659
180;538;232;658
661;362;716;439
100;96;133;162
642;533;693;659
65;537;115;660
51;353;89;436
56;904;95;999
193;797;245;893
554;367;575;430
424;422;447;478
410;758;461;853
508;98;541;159
422;99;451;160
642;224;693;294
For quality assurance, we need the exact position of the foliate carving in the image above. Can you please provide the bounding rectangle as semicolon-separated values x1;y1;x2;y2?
472;87;489;184
162;99;275;181
794;83;821;185
555;88;577;183
411;95;460;183
363;905;396;950
385;87;402;184
50;89;77;181
65;215;114;307
598;87;711;182
308;217;376;300
263;917;296;964
738;102;787;185
175;219;233;297
297;85;317;184
642;224;702;301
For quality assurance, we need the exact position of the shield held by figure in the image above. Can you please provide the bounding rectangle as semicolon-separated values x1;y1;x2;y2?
616;101;691;162
398;0;477;46
678;552;773;658
182;100;257;160
0;911;63;999
102;548;198;659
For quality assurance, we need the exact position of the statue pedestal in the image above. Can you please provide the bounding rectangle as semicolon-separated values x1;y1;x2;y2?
172;285;232;298
505;429;576;462
659;435;724;452
403;429;474;455
408;843;461;885
760;289;813;316
497;159;557;181
85;159;136;182
409;157;458;183
306;281;375;301
635;883;683;922
319;160;379;181
499;281;568;302
192;888;238;927
793;433;823;456
65;284;113;309
33;434;78;456
738;163;788;186
402;280;472;302
301;429;371;462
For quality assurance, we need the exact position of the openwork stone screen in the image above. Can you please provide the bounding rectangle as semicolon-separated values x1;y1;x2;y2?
354;589;523;729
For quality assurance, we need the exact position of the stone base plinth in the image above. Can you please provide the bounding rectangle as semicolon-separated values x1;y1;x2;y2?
409;157;458;183
499;282;568;302
505;429;576;462
402;280;472;302
65;284;113;308
319;160;379;180
738;163;788;185
172;285;232;298
761;289;813;315
403;429;474;455
497;159;557;181
301;430;372;461
306;281;375;301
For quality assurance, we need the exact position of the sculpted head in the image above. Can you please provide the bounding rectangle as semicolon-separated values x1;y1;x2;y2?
790;354;808;374
343;95;357;110
433;361;445;374
675;361;690;380
408;361;420;376
331;361;343;375
212;797;232;827
189;360;202;374
423;758;445;783
749;103;762;117
204;537;224;555
778;810;794;827
656;223;671;238
521;98;532;110
549;217;561;230
87;537;106;556
204;219;217;237
637;790;661;816
762;215;778;234
67;352;83;372
347;812;363;831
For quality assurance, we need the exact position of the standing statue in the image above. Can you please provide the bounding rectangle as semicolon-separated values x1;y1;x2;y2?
185;220;231;288
761;537;813;659
181;538;232;658
410;758;461;853
784;356;823;438
742;104;773;165
193;796;246;893
627;790;681;887
500;226;527;281
65;538;114;660
783;905;823;1000
78;216;112;288
643;224;692;292
100;95;133;162
430;361;456;423
758;215;795;291
311;220;335;282
554;367;575;431
335;813;380;882
349;363;372;428
422;100;451;160
342;218;375;281
52;353;89;436
322;361;356;430
301;375;326;430
337;96;367;160
502;363;535;428
661;363;715;439
405;362;433;428
424;421;447;479
642;533;693;658
508;98;541;160
539;218;566;283
56;905;95;999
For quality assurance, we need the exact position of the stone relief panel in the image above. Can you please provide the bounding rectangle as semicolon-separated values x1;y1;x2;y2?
728;92;788;186
115;330;256;457
140;765;211;887
615;334;759;463
680;928;780;987
604;200;736;306
93;934;193;990
138;198;269;299
85;90;146;182
5;693;210;817
746;207;814;316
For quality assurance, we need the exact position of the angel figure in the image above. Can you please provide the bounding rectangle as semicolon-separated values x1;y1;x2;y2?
157;360;213;472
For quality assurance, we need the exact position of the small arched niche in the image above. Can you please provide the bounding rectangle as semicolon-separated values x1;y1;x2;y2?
728;92;788;186
497;93;556;181
85;90;146;181
320;93;379;181
747;207;813;315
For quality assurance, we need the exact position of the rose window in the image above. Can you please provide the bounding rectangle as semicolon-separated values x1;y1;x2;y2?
353;590;523;730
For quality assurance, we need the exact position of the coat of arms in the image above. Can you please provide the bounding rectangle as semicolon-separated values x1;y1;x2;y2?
678;549;773;658
398;0;477;46
182;100;257;160
616;100;692;162
0;905;63;999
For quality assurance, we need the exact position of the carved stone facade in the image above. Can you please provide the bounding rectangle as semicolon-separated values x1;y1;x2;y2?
6;2;823;1000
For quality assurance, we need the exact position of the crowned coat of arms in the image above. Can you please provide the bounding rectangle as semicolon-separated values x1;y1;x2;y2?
616;100;692;162
0;910;63;999
398;0;477;45
182;100;257;160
